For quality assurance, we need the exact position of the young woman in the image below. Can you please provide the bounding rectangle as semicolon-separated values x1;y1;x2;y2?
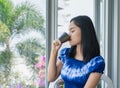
48;15;105;88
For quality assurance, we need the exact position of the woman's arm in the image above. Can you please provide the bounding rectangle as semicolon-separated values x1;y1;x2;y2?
47;40;63;82
84;73;102;88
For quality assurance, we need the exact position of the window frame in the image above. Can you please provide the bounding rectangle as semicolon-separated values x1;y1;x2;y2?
46;0;58;87
46;0;120;87
95;0;119;87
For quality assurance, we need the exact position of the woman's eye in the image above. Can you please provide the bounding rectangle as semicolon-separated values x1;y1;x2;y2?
71;30;75;33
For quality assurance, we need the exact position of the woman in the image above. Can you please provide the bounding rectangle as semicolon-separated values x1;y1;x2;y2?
48;15;105;88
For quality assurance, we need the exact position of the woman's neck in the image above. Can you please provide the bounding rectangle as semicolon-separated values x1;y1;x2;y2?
75;45;83;60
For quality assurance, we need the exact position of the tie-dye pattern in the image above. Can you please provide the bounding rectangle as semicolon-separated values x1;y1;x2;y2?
58;48;105;88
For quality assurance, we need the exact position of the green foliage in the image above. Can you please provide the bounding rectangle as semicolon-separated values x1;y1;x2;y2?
16;38;45;65
0;49;13;83
0;21;10;44
0;0;13;24
0;0;45;86
0;49;12;65
9;1;45;34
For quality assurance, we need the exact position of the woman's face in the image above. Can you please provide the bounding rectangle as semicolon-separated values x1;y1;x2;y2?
68;21;81;46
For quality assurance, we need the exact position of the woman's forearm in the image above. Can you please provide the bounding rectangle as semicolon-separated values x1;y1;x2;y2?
48;40;62;82
48;49;58;82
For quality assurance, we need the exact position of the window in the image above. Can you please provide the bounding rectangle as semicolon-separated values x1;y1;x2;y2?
0;0;46;87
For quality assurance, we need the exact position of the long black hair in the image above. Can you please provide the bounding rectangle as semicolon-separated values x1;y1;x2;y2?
68;15;100;62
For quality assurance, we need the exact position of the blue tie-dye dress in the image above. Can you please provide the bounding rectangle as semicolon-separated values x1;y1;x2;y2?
58;48;105;88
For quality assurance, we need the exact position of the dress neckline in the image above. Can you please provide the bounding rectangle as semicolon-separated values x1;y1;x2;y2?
69;57;84;63
74;58;84;62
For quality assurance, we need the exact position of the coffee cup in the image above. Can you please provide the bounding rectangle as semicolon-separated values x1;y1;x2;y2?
58;32;70;43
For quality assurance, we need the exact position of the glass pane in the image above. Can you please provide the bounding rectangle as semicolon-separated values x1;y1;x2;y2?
58;0;94;47
0;0;46;88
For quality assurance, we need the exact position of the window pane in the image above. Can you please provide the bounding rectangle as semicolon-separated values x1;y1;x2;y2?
58;0;94;47
0;0;46;87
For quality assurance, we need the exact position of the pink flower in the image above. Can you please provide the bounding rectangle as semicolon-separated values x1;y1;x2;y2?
17;83;22;88
34;55;46;87
40;56;45;62
38;70;45;78
39;78;45;87
35;56;45;69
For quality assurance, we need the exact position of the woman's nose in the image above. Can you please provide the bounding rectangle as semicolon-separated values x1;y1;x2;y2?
68;32;71;36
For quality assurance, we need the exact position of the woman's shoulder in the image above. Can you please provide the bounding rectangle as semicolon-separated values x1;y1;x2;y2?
90;56;105;64
88;56;105;73
89;56;105;66
59;47;70;55
58;48;70;63
60;47;70;51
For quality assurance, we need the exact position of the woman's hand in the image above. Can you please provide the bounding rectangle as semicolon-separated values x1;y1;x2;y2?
52;39;62;52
